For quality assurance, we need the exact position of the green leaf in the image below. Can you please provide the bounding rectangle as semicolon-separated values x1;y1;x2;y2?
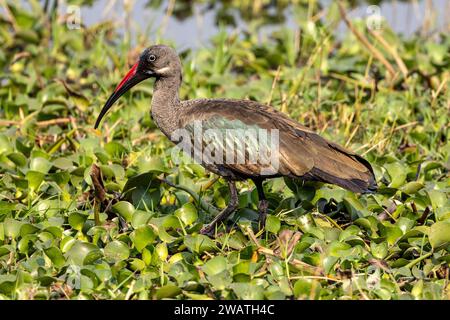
44;247;66;268
265;215;281;233
3;218;23;239
65;241;103;265
328;241;351;257
0;202;16;216
18;234;36;253
112;201;135;222
401;182;424;194
385;162;407;188
138;157;168;173
99;165;115;179
155;243;168;261
68;212;88;231
230;283;264;300
371;242;388;259
30;157;52;174
380;224;403;245
184;234;217;253
202;256;227;276
0;275;16;295
26;170;45;191
429;221;450;249
0;134;13;154
122;172;161;210
20;223;40;236
49;171;70;186
175;203;198;226
104;141;127;158
131;210;153;229
234;260;255;276
343;195;369;218
53;157;75;170
7;152;27;167
104;240;130;262
129;258;146;271
130;226;156;252
293;279;320;299
156;285;181;299
427;190;447;210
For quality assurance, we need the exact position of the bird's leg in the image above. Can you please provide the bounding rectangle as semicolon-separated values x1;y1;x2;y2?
254;179;268;229
200;179;238;235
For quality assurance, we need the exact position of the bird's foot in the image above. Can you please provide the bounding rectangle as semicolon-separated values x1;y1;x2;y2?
258;199;269;230
200;224;216;236
199;188;239;237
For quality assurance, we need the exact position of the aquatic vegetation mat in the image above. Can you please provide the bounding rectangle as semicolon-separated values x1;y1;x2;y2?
0;1;449;299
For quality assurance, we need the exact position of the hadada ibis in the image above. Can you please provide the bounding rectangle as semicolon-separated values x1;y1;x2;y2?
95;45;377;235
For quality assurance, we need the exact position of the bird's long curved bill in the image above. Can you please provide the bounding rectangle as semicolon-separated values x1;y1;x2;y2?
94;62;150;129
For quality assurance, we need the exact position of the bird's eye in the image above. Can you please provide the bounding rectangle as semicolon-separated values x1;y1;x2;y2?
149;54;156;62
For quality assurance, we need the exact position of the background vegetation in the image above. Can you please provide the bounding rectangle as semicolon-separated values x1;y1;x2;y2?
0;0;448;300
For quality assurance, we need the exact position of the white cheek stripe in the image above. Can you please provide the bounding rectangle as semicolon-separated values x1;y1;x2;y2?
157;66;171;74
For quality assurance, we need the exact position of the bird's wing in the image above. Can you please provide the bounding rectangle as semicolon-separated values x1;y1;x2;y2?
177;99;376;193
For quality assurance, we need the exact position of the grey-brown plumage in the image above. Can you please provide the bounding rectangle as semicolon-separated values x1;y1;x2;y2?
179;99;376;193
95;44;377;235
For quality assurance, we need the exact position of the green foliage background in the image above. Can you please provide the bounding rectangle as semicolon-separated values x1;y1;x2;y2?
0;0;449;299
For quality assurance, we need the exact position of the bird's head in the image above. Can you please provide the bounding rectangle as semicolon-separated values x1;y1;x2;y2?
94;45;181;129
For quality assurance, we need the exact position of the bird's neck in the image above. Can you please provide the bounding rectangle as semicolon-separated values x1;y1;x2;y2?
151;75;182;137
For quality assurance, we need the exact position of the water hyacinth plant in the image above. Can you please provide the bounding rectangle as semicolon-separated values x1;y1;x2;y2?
0;0;448;300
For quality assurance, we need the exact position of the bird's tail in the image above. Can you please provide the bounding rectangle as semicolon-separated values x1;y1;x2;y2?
306;143;378;194
309;163;377;194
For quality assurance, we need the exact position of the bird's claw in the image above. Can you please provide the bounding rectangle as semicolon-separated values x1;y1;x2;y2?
200;224;215;236
258;199;269;230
